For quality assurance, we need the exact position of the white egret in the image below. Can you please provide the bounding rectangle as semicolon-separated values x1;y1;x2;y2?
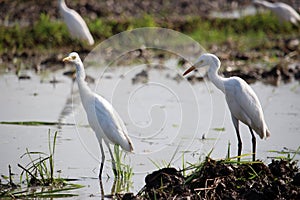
58;0;94;45
63;52;133;177
253;0;300;25
183;53;270;161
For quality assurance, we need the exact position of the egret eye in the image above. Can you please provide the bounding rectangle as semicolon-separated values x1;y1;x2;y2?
71;56;76;60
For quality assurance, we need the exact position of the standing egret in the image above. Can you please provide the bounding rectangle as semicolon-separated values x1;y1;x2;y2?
253;0;300;25
183;53;270;161
58;0;94;45
63;52;133;177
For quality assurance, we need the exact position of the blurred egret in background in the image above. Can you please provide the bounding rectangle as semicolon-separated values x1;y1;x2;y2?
183;53;270;161
253;0;300;25
63;52;133;177
58;0;94;45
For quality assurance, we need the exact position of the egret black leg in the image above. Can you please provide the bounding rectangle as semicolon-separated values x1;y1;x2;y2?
248;127;256;161
99;142;105;178
231;117;242;162
98;178;104;199
235;126;242;163
106;142;117;177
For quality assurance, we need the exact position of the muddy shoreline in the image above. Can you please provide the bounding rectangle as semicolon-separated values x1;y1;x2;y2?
1;0;299;78
121;158;300;199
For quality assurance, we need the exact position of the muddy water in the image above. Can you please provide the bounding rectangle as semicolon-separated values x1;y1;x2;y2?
0;60;299;198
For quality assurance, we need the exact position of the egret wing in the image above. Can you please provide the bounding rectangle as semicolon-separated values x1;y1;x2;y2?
225;77;264;131
61;8;94;44
93;95;132;151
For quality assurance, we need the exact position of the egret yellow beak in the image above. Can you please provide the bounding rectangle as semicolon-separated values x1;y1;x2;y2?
62;56;72;62
183;66;196;76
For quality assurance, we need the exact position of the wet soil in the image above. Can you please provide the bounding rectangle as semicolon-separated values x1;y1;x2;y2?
0;1;299;84
122;158;300;200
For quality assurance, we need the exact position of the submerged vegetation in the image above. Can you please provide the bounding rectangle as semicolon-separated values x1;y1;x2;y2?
113;144;133;193
0;121;74;126
0;130;83;198
18;130;59;187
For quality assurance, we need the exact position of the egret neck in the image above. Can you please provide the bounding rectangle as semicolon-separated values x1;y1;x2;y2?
58;0;68;12
207;59;226;93
74;60;92;106
258;1;275;9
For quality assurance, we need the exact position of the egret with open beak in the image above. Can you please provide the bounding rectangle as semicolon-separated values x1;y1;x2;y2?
183;53;270;161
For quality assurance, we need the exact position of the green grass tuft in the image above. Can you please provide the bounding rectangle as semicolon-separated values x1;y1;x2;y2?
113;144;133;193
0;130;84;198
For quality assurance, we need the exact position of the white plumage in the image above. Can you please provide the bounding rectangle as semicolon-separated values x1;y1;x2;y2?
58;0;94;45
63;52;133;177
224;77;268;139
254;0;300;25
183;53;270;161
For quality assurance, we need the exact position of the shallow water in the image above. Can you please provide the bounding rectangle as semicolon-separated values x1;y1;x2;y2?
0;60;299;198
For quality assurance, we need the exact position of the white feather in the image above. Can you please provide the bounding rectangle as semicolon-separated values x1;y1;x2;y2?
58;0;94;45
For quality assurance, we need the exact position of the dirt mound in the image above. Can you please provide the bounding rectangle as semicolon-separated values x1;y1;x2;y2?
125;158;300;199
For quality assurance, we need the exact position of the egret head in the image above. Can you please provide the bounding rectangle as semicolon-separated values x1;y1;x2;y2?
62;52;82;65
183;53;220;76
63;52;85;80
